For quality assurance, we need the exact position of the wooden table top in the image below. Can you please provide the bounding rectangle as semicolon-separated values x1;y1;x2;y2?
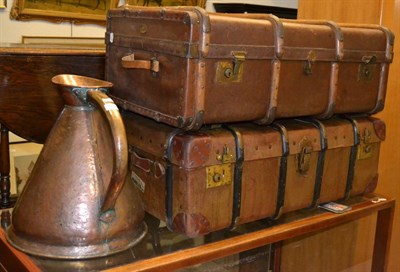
0;44;105;143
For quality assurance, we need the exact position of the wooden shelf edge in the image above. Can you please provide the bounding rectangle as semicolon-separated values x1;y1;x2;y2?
0;228;41;272
105;196;395;272
0;195;394;272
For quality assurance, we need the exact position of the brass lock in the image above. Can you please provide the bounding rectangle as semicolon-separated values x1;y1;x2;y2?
217;51;246;83
206;145;232;188
296;138;313;175
358;128;373;160
224;68;234;78
359;56;376;81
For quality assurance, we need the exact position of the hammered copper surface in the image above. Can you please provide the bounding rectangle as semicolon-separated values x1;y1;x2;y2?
7;75;146;259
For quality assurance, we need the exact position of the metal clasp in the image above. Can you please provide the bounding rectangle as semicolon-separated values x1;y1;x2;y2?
217;51;246;83
232;51;246;76
358;128;373;160
216;145;232;163
206;145;232;188
303;51;316;76
359;55;376;81
296;138;313;175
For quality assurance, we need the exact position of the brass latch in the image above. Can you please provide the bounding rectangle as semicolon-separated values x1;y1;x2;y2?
232;52;246;76
206;145;232;188
359;55;376;81
303;51;316;76
296;138;313;175
358;128;373;160
216;145;233;163
216;51;246;83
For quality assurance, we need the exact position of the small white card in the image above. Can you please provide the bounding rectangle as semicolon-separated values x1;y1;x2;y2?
318;202;352;214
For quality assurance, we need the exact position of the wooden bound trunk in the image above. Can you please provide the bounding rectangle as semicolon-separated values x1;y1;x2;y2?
122;111;385;237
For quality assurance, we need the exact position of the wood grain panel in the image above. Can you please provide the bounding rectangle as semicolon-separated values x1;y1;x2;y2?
375;1;400;271
298;0;383;24
280;214;377;272
298;0;400;271
0;227;41;272
0;45;105;144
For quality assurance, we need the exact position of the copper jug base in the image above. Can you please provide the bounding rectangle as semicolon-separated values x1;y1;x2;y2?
6;222;147;259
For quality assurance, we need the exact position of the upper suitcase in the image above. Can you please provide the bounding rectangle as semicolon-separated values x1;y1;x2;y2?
336;23;394;114
106;6;394;129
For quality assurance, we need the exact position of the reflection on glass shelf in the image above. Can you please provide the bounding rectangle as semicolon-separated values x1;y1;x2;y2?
28;214;277;272
178;244;272;272
0;195;382;271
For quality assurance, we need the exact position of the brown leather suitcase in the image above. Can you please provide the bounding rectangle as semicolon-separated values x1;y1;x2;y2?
123;111;385;237
106;6;278;129
276;20;394;118
106;7;393;129
335;24;394;114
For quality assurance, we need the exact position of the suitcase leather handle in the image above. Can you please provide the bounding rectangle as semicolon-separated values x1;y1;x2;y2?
122;54;160;73
131;150;165;179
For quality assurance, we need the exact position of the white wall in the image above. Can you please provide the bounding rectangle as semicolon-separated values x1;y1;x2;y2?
206;0;298;12
0;0;107;43
0;0;298;43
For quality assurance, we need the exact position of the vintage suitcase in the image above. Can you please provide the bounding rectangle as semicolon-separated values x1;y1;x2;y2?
335;24;394;114
274;19;394;117
106;7;393;129
106;7;279;129
123;111;385;237
318;116;384;203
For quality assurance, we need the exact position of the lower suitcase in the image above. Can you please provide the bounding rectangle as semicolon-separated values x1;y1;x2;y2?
123;111;385;237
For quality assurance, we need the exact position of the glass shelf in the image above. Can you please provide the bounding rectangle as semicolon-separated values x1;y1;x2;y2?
0;193;394;271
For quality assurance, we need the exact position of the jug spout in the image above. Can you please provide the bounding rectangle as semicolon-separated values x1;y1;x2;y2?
52;74;113;106
7;75;146;259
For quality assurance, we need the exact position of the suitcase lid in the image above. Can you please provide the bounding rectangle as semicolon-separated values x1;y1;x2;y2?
322;116;385;160
171;124;284;169
123;111;284;170
354;116;386;143
215;15;342;61
274;119;323;155
206;14;276;60
339;24;394;63
323;118;356;149
106;6;206;58
279;19;342;61
106;6;277;60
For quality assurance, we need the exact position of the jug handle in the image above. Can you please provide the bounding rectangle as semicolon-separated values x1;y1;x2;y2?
87;90;128;218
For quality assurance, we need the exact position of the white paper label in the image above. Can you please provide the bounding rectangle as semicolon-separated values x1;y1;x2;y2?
131;171;145;193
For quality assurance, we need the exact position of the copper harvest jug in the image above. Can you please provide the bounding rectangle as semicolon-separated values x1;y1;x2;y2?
7;74;147;259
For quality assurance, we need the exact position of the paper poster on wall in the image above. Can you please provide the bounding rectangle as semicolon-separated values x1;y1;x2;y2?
126;0;205;7
10;0;119;24
9;142;42;195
